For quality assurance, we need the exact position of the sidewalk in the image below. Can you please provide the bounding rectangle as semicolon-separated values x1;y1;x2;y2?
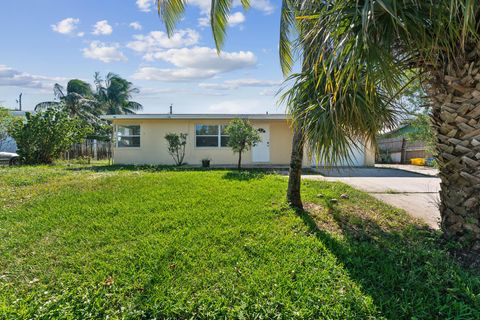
304;167;441;229
375;164;439;177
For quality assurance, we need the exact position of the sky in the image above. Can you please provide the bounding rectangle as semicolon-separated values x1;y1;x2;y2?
0;0;292;114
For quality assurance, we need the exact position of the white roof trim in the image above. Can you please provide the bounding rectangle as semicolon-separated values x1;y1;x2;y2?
102;113;289;120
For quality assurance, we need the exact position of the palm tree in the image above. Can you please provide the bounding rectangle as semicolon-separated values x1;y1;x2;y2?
158;0;310;209
94;72;143;115
35;80;99;123
159;1;480;247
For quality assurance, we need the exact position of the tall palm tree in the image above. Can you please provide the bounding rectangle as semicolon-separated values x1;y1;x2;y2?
159;1;480;247
94;72;143;115
35;80;99;123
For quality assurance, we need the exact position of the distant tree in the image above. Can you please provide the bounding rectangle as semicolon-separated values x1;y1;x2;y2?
164;133;187;166
35;80;99;122
9;109;92;164
225;119;261;170
94;72;143;115
407;112;436;155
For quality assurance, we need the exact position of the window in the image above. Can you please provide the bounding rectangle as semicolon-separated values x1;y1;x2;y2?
220;125;230;147
196;124;230;147
117;125;140;148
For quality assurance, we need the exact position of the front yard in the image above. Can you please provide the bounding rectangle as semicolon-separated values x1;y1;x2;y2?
0;164;479;319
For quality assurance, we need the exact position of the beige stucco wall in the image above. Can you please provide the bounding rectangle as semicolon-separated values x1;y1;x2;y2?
111;118;376;167
111;118;303;166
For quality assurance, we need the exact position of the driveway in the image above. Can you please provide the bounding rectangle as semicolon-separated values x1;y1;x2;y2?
304;167;441;229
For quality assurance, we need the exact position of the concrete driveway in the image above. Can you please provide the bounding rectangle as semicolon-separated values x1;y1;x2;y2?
304;166;441;229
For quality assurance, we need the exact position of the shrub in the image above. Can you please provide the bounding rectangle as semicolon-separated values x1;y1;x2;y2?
165;133;188;166
9;109;92;164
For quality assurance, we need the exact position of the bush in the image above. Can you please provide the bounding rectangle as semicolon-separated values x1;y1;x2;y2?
9;109;92;164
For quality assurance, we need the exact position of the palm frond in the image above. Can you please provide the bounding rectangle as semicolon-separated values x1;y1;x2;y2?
53;84;65;100
210;0;233;52
158;0;188;36
279;0;296;75
34;101;61;111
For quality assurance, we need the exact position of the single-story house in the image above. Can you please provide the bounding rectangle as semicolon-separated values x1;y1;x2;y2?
103;113;375;167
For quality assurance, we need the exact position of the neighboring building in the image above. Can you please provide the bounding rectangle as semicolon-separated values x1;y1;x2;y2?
378;124;431;163
103;113;376;167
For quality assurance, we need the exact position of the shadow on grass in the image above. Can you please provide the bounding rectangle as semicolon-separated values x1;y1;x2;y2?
66;164;197;172
222;171;266;181
294;205;480;319
66;164;285;176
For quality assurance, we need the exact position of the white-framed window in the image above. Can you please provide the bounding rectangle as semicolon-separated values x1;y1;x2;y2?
195;124;229;147
116;125;141;148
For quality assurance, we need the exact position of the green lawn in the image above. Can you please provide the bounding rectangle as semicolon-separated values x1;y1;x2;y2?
0;164;479;319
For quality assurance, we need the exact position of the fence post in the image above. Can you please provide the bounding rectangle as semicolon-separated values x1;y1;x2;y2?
400;138;407;164
93;139;98;160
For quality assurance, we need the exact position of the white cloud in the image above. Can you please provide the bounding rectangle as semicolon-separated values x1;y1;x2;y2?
140;87;184;96
140;87;227;97
250;0;275;15
92;20;113;35
207;99;266;113
199;11;245;27
199;79;281;90
127;29;199;54
228;12;246;26
129;21;143;30
77;32;85;37
136;0;153;12
145;46;256;70
198;17;210;27
51;18;81;35
133;47;256;81
82;41;127;63
0;65;66;90
132;67;217;81
137;0;274;15
259;88;277;96
189;0;274;15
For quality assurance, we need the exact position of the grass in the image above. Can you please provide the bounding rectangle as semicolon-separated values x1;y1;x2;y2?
0;163;479;319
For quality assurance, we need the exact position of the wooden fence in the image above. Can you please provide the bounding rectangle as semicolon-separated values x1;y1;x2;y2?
377;137;430;163
63;139;112;161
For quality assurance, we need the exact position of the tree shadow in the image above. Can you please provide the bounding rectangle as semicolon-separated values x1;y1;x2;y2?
66;164;212;173
294;203;480;319
222;171;267;181
66;164;280;180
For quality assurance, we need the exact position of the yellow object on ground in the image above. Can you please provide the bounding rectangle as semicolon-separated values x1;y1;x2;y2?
410;158;426;166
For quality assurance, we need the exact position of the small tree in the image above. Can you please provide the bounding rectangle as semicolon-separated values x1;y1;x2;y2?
225;119;261;170
164;133;187;166
9;109;92;164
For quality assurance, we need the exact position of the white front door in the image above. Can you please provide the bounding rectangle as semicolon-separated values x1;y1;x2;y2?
252;125;270;163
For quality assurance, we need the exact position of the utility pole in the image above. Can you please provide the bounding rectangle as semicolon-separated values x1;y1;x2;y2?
16;93;22;111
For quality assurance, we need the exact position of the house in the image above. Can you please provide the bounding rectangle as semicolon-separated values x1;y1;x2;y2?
377;124;431;163
103;113;376;167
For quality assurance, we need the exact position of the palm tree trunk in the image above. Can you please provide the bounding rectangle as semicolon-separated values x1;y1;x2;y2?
287;126;305;209
430;59;480;249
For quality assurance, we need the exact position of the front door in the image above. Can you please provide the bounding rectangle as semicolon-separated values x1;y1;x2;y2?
252;125;270;163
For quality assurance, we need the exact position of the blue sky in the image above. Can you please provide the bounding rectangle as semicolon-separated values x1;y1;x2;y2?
0;0;291;114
